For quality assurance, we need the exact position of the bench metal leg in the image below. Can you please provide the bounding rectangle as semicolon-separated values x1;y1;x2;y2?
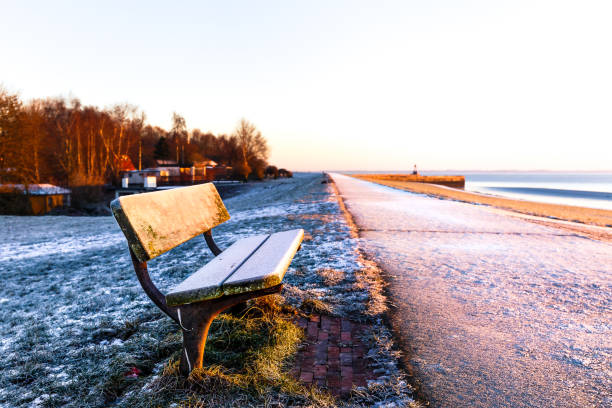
179;308;216;375
176;284;283;376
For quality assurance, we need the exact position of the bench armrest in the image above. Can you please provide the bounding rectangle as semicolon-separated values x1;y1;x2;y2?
203;230;223;256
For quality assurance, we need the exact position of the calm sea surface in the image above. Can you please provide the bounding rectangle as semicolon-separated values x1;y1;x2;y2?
349;171;612;211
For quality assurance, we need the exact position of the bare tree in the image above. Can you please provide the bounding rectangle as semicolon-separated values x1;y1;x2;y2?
22;101;47;183
171;112;187;141
232;118;269;180
0;87;23;183
233;118;268;162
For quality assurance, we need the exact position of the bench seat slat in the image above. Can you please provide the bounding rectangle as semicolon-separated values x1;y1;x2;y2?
222;229;304;296
165;229;304;306
165;234;268;306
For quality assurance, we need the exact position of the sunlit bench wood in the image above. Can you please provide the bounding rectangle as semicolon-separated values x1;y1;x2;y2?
111;183;303;376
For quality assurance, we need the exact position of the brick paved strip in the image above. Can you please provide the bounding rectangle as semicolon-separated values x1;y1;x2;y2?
291;314;377;396
307;321;318;340
299;371;313;383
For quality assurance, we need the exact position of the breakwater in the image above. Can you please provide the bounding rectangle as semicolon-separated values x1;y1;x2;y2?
353;173;465;188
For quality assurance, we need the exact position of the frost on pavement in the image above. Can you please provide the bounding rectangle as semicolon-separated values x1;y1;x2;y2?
330;173;612;408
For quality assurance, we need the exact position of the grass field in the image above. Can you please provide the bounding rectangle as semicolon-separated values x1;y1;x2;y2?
0;173;415;407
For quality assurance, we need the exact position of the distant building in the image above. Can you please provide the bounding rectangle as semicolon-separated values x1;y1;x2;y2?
194;159;218;168
206;165;232;181
121;170;160;188
155;159;178;167
119;158;234;191
0;184;71;215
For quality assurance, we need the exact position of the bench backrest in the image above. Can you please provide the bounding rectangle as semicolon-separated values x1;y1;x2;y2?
111;183;230;262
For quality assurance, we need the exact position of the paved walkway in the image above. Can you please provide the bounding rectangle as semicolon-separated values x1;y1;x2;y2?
330;173;612;408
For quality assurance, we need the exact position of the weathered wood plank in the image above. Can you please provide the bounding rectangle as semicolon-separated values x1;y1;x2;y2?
165;234;268;306
222;229;304;296
111;183;230;262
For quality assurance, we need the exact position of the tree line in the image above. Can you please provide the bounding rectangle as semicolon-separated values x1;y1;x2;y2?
0;88;283;188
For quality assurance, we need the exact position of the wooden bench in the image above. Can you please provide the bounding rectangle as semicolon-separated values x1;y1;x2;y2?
110;183;303;375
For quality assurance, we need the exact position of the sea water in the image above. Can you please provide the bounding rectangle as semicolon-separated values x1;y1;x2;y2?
427;171;612;210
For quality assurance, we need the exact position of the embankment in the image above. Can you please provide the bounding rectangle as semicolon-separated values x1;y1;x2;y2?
353;173;465;188
352;174;612;230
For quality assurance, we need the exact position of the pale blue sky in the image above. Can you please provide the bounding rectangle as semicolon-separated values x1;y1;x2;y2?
2;1;611;171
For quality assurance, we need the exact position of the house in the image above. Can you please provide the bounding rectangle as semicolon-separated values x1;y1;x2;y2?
151;160;202;184
0;184;71;215
207;164;232;181
194;159;218;168
121;170;160;188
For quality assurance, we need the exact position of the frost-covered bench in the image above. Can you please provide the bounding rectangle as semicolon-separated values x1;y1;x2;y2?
110;183;303;375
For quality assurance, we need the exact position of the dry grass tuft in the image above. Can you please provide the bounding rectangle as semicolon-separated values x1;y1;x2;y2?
316;268;345;286
300;297;334;315
239;294;298;319
348;375;424;408
353;254;388;317
299;214;335;222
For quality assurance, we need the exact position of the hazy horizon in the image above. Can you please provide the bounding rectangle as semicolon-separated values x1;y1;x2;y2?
334;169;612;173
2;1;611;172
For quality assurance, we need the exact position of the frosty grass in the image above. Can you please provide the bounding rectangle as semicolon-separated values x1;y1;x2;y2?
0;173;415;407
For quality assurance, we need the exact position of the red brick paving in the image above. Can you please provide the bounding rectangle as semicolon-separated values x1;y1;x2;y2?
292;314;376;396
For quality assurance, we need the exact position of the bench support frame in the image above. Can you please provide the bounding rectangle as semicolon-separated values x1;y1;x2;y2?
129;231;282;376
175;284;282;375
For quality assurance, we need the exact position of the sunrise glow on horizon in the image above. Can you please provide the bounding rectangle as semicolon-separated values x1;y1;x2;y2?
2;0;611;172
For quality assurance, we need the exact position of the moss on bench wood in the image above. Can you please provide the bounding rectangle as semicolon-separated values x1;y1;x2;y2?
111;183;230;262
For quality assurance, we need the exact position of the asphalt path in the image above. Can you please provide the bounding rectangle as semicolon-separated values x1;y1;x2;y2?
331;173;612;408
